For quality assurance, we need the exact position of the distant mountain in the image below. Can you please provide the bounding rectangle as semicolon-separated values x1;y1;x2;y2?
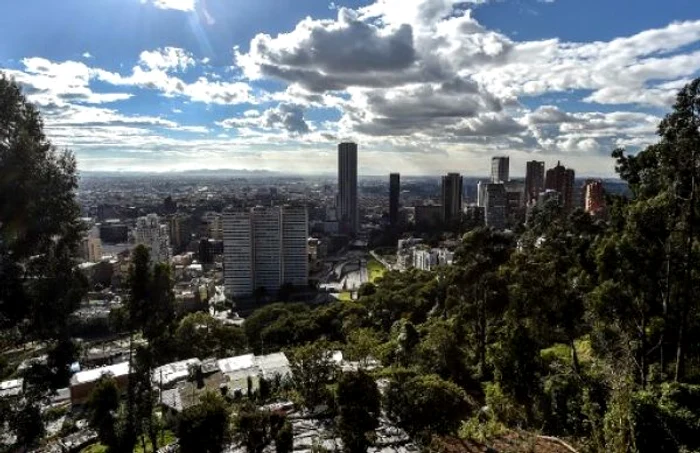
79;168;280;178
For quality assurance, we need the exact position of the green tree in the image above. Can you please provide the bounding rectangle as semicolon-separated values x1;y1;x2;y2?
87;376;120;449
0;74;88;446
175;312;246;359
336;370;380;453
288;340;339;412
384;372;471;440
178;392;231;453
234;405;287;453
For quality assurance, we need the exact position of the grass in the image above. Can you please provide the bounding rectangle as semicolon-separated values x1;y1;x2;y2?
367;259;387;283
338;291;353;301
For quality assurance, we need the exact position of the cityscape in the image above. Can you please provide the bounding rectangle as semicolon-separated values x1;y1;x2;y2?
1;1;700;453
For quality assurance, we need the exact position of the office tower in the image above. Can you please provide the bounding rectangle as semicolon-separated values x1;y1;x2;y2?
81;228;102;262
477;181;487;208
223;212;254;297
505;181;525;223
135;214;172;263
484;183;507;229
584;179;605;215
441;173;463;224
281;205;309;288
202;212;223;240
168;214;191;253
389;173;400;226
99;221;129;244
223;206;309;298
338;142;358;235
414;205;443;228
491;156;510;183
545;161;576;212
525;161;545;204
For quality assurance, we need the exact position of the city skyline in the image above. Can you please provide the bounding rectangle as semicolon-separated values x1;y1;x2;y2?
1;0;698;176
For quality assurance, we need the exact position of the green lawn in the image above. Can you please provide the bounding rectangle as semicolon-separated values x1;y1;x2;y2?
367;259;387;283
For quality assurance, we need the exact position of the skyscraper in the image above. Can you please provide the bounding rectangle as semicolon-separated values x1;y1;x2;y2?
584;179;605;215
135;214;171;263
545;161;576;212
525;161;545;203
441;173;463;224
484;183;507;229
389;173;400;226
338;142;358;235
223;206;308;298
491;156;510;183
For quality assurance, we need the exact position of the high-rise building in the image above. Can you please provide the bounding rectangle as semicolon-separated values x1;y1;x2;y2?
338;142;358;235
441;173;463;224
223;212;254;297
477;181;487;208
525;161;545;204
545;161;576;212
81;228;102;262
223;206;309;298
168;214;191;253
202;212;223;240
491;156;510;183
135;214;171;263
389;173;400;226
584;179;605;215
484;183;507;229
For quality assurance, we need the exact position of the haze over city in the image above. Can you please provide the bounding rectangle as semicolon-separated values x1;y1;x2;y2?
2;0;699;175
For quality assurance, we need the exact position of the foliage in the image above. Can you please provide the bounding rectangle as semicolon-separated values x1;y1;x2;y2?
175;312;246;360
233;405;287;453
87;376;120;449
336;370;381;453
384;372;472;440
288;340;340;412
178;392;231;453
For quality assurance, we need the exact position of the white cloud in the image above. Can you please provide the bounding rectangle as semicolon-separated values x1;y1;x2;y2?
139;47;195;72
82;52;93;59
144;0;196;12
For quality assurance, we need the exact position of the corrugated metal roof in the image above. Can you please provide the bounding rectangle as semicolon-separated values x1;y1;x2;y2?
70;361;130;385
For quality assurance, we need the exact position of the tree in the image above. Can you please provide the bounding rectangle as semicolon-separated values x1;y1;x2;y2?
0;73;87;444
336;370;380;453
178;392;231;453
175;312;246;359
275;419;294;453
384;373;471;440
87;376;120;449
234;405;287;453
288;340;339;412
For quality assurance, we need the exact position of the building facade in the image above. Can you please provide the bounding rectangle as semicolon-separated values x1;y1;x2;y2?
389;173;400;226
491;156;510;183
223;206;309;298
135;214;171;263
584;179;605;215
525;160;545;204
484;183;507;229
441;173;463;224
338;142;359;235
545;161;576;212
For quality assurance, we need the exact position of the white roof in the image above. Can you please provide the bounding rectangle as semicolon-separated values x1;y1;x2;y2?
153;358;201;387
70;361;130;385
217;354;255;374
255;353;291;379
0;378;22;391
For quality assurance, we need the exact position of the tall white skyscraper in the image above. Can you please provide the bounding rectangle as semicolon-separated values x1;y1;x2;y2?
338;142;358;235
223;212;254;297
491;156;510;183
223;206;308;298
135;214;171;263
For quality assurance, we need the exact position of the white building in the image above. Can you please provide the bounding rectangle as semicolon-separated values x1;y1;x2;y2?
135;214;172;263
223;206;309;298
81;227;102;263
413;249;439;271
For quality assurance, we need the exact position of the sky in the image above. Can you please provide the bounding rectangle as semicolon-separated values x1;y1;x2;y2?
1;0;699;177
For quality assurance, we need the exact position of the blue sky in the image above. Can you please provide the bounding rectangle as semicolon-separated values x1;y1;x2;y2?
1;0;699;176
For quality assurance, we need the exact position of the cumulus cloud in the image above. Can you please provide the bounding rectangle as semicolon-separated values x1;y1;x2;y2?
218;103;310;135
139;47;195;72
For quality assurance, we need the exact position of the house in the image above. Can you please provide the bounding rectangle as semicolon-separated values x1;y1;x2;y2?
69;361;130;405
